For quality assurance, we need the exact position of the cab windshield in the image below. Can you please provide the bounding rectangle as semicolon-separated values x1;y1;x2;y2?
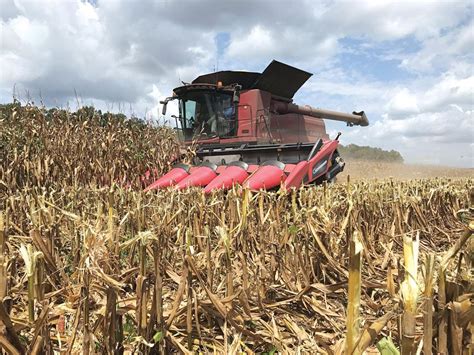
178;91;236;140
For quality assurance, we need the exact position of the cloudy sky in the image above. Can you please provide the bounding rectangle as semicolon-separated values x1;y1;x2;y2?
1;0;473;167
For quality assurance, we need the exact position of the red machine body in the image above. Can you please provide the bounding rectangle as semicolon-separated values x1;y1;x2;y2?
145;60;369;193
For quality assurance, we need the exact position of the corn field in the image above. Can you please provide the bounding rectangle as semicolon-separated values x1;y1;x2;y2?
0;104;473;354
1;103;181;191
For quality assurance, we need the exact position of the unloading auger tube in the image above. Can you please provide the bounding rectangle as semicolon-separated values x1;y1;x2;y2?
272;101;369;127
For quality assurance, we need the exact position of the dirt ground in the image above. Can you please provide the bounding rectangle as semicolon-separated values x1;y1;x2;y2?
339;159;473;181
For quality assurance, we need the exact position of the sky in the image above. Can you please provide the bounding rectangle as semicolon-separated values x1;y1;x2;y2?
0;0;473;167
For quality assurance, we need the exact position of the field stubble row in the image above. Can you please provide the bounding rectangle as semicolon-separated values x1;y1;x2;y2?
0;179;472;353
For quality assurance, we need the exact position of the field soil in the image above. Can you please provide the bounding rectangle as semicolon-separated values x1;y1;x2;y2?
340;159;473;181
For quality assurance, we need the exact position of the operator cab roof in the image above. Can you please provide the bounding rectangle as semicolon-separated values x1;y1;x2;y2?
192;60;312;100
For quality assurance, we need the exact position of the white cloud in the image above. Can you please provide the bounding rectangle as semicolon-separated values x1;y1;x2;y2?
400;21;474;73
228;26;274;59
316;0;468;41
386;88;420;118
385;71;473;119
423;72;473;111
225;25;339;68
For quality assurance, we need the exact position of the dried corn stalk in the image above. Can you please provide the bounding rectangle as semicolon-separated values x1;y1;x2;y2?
346;231;362;354
400;233;419;355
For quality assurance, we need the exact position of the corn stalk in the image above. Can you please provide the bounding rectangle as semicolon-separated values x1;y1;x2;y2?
346;230;362;355
0;212;7;301
19;243;43;323
422;253;435;355
400;233;419;355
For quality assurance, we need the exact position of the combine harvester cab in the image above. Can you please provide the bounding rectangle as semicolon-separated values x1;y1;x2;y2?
145;60;369;193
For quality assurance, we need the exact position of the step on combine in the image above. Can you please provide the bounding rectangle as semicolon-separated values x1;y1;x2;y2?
145;60;369;193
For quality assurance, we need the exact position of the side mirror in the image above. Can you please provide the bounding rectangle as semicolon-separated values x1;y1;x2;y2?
233;85;241;104
233;91;240;104
160;101;167;115
171;114;178;128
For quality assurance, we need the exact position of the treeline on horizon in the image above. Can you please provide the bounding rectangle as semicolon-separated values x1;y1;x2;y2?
338;144;404;163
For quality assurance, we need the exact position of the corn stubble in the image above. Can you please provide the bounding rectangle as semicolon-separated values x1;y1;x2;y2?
0;104;473;354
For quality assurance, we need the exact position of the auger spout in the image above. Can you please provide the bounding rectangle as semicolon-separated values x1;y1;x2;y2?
272;101;369;127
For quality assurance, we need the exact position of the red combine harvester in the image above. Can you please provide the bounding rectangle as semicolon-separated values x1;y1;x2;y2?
146;60;368;193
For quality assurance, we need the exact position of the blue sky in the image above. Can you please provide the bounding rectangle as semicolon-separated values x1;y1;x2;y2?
1;0;473;167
